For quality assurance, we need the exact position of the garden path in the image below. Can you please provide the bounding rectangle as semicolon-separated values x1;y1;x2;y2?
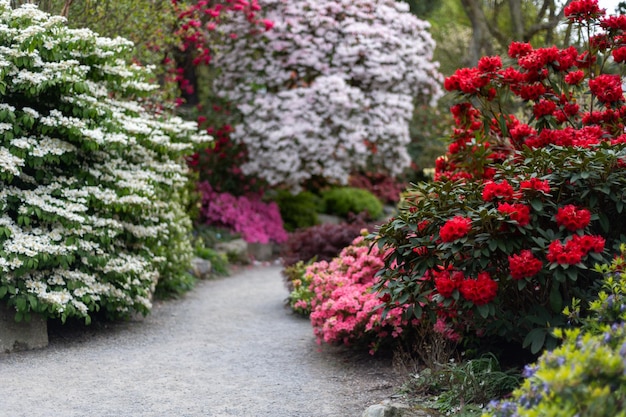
0;265;401;417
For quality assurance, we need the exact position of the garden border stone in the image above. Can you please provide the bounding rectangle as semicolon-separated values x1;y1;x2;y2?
0;304;48;353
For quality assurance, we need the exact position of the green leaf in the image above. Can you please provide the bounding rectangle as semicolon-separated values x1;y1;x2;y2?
598;212;610;233
15;297;26;312
523;328;547;354
477;304;490;319
530;199;543;212
549;284;562;313
0;286;7;299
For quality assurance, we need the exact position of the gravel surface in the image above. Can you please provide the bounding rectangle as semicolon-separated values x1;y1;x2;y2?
0;265;402;417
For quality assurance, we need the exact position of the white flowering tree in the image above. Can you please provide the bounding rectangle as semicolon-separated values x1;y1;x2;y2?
0;2;210;322
214;0;443;189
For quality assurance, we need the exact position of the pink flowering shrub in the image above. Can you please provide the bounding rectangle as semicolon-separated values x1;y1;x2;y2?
307;235;412;353
375;0;626;354
198;181;287;244
212;0;443;189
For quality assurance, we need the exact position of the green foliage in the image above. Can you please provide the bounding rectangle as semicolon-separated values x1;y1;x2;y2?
193;224;240;248
283;260;314;316
407;354;520;416
194;246;229;276
321;187;384;220
485;246;626;417
271;190;321;232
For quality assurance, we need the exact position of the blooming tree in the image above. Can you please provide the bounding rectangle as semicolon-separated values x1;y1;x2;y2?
375;0;626;353
212;0;443;188
0;2;210;322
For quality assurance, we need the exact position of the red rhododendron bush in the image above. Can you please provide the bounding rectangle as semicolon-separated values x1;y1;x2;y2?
375;0;626;354
306;235;412;353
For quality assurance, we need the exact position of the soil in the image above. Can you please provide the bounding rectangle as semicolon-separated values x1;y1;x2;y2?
0;265;405;417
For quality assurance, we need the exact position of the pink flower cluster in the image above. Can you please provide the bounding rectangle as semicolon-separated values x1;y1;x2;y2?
198;181;287;244
307;236;411;353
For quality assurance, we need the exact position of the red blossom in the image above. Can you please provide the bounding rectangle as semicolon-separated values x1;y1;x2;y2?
498;202;531;226
508;41;533;59
478;55;503;73
601;15;626;31
565;70;585;85
588;74;624;104
613;47;626;63
520;177;551;193
508;250;543;280
564;0;604;22
459;272;498;306
482;180;515;202
440;216;472;243
556;204;592;231
533;99;557;118
433;269;463;298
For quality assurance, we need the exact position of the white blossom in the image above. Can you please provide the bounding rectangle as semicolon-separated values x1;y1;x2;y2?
214;0;443;188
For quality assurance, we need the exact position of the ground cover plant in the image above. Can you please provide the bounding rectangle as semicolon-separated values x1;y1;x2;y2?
212;0;443;189
375;0;626;354
0;2;209;322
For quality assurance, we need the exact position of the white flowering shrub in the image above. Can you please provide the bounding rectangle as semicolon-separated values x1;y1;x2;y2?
0;2;210;322
214;0;443;188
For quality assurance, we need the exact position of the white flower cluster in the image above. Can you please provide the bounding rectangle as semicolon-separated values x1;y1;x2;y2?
0;2;211;321
214;0;443;188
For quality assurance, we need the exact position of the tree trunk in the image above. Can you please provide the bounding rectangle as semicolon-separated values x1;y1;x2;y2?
460;0;494;66
508;0;524;41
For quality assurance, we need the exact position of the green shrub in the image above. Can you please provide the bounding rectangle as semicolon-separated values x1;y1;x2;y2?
195;246;230;276
272;190;321;232
485;245;626;417
321;187;384;220
0;3;209;322
283;260;314;316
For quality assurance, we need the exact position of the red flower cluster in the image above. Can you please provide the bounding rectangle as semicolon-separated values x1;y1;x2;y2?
555;204;591;231
498;202;531;226
588;74;624;104
432;268;464;298
482;180;515;202
439;216;472;242
459;272;498;306
508;250;543;280
520;177;551;194
564;0;604;22
547;234;605;265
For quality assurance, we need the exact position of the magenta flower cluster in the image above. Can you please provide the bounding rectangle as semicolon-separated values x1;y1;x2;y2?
307;235;411;353
198;181;287;244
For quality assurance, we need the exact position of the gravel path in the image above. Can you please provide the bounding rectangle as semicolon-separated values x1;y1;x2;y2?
0;265;402;417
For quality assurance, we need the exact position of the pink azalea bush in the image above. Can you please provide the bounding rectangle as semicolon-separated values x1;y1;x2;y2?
375;0;626;354
307;234;412;353
198;181;287;244
212;0;443;189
